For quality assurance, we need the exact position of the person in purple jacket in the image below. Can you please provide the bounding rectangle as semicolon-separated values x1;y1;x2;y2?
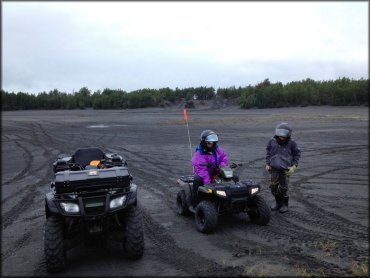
191;130;229;205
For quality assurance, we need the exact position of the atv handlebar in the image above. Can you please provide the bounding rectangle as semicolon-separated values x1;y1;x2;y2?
199;162;243;169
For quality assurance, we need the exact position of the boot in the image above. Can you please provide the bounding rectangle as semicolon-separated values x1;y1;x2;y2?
279;197;289;213
271;196;282;211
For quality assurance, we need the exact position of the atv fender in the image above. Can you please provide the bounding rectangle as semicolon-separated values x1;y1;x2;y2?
126;183;138;207
177;179;193;199
195;187;215;204
45;192;60;217
198;186;213;194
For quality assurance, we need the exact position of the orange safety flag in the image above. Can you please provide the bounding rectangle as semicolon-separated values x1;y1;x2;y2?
183;109;188;121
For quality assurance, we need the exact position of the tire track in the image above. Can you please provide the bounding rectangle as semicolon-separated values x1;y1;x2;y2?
2;122;60;226
1;231;33;260
2;143;53;204
35;122;61;147
216;214;362;274
111;146;181;177
2;139;33;186
141;207;245;276
1;175;50;229
290;167;368;235
247;149;368;237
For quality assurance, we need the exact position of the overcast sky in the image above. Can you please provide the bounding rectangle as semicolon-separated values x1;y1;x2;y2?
2;1;368;94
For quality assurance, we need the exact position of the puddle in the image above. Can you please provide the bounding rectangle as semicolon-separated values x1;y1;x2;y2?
86;124;128;128
87;125;109;128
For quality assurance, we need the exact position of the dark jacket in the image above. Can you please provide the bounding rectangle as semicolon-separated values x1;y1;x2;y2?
266;136;301;170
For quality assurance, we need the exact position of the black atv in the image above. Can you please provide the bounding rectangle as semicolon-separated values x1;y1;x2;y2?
44;148;144;273
176;163;271;233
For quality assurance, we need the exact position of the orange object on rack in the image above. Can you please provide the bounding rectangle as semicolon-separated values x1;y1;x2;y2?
89;160;101;167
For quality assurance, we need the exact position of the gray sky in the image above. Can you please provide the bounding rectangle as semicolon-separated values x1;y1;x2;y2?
2;1;368;94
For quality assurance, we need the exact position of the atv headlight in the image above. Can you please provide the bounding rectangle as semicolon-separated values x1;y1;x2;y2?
60;202;80;213
251;187;259;195
216;190;226;197
110;195;126;209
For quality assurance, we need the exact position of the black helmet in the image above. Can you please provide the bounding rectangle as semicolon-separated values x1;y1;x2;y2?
275;122;292;138
200;130;218;150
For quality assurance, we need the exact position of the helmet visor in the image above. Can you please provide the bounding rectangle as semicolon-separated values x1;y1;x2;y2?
275;128;289;137
205;133;218;142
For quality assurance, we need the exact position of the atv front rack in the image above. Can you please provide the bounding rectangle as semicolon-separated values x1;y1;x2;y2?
53;167;131;194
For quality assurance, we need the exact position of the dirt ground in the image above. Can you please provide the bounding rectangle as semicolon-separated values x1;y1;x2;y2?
1;105;369;276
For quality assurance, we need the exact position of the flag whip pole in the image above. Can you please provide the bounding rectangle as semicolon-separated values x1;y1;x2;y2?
183;109;193;169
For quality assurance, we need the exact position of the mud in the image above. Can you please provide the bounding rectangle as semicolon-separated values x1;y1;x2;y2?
1;106;368;276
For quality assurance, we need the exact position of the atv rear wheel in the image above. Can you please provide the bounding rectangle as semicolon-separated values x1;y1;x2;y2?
124;206;144;259
247;195;271;225
44;216;66;273
195;201;218;233
176;190;190;215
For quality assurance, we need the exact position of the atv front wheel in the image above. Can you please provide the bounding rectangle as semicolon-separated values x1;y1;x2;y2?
44;216;66;273
195;201;218;233
247;195;271;225
124;206;144;259
176;190;190;216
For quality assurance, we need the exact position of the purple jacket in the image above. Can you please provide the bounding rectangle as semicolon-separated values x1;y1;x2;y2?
192;144;229;184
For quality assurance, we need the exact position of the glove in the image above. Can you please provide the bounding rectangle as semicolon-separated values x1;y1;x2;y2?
286;165;297;176
265;165;271;171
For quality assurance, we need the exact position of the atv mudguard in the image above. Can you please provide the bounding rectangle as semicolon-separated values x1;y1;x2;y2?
45;192;59;218
127;183;138;207
177;178;193;198
198;185;213;194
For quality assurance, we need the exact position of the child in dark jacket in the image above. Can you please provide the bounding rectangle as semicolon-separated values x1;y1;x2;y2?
266;122;301;213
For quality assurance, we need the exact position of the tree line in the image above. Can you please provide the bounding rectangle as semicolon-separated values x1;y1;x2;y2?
1;77;368;111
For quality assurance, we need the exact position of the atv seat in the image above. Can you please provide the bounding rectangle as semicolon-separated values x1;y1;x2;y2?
72;148;105;168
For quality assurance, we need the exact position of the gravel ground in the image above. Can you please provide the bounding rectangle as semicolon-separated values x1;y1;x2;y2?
1;105;368;276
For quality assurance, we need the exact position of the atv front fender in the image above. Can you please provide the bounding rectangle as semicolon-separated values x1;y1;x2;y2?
198;186;213;194
45;192;60;218
177;179;193;200
126;183;138;207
